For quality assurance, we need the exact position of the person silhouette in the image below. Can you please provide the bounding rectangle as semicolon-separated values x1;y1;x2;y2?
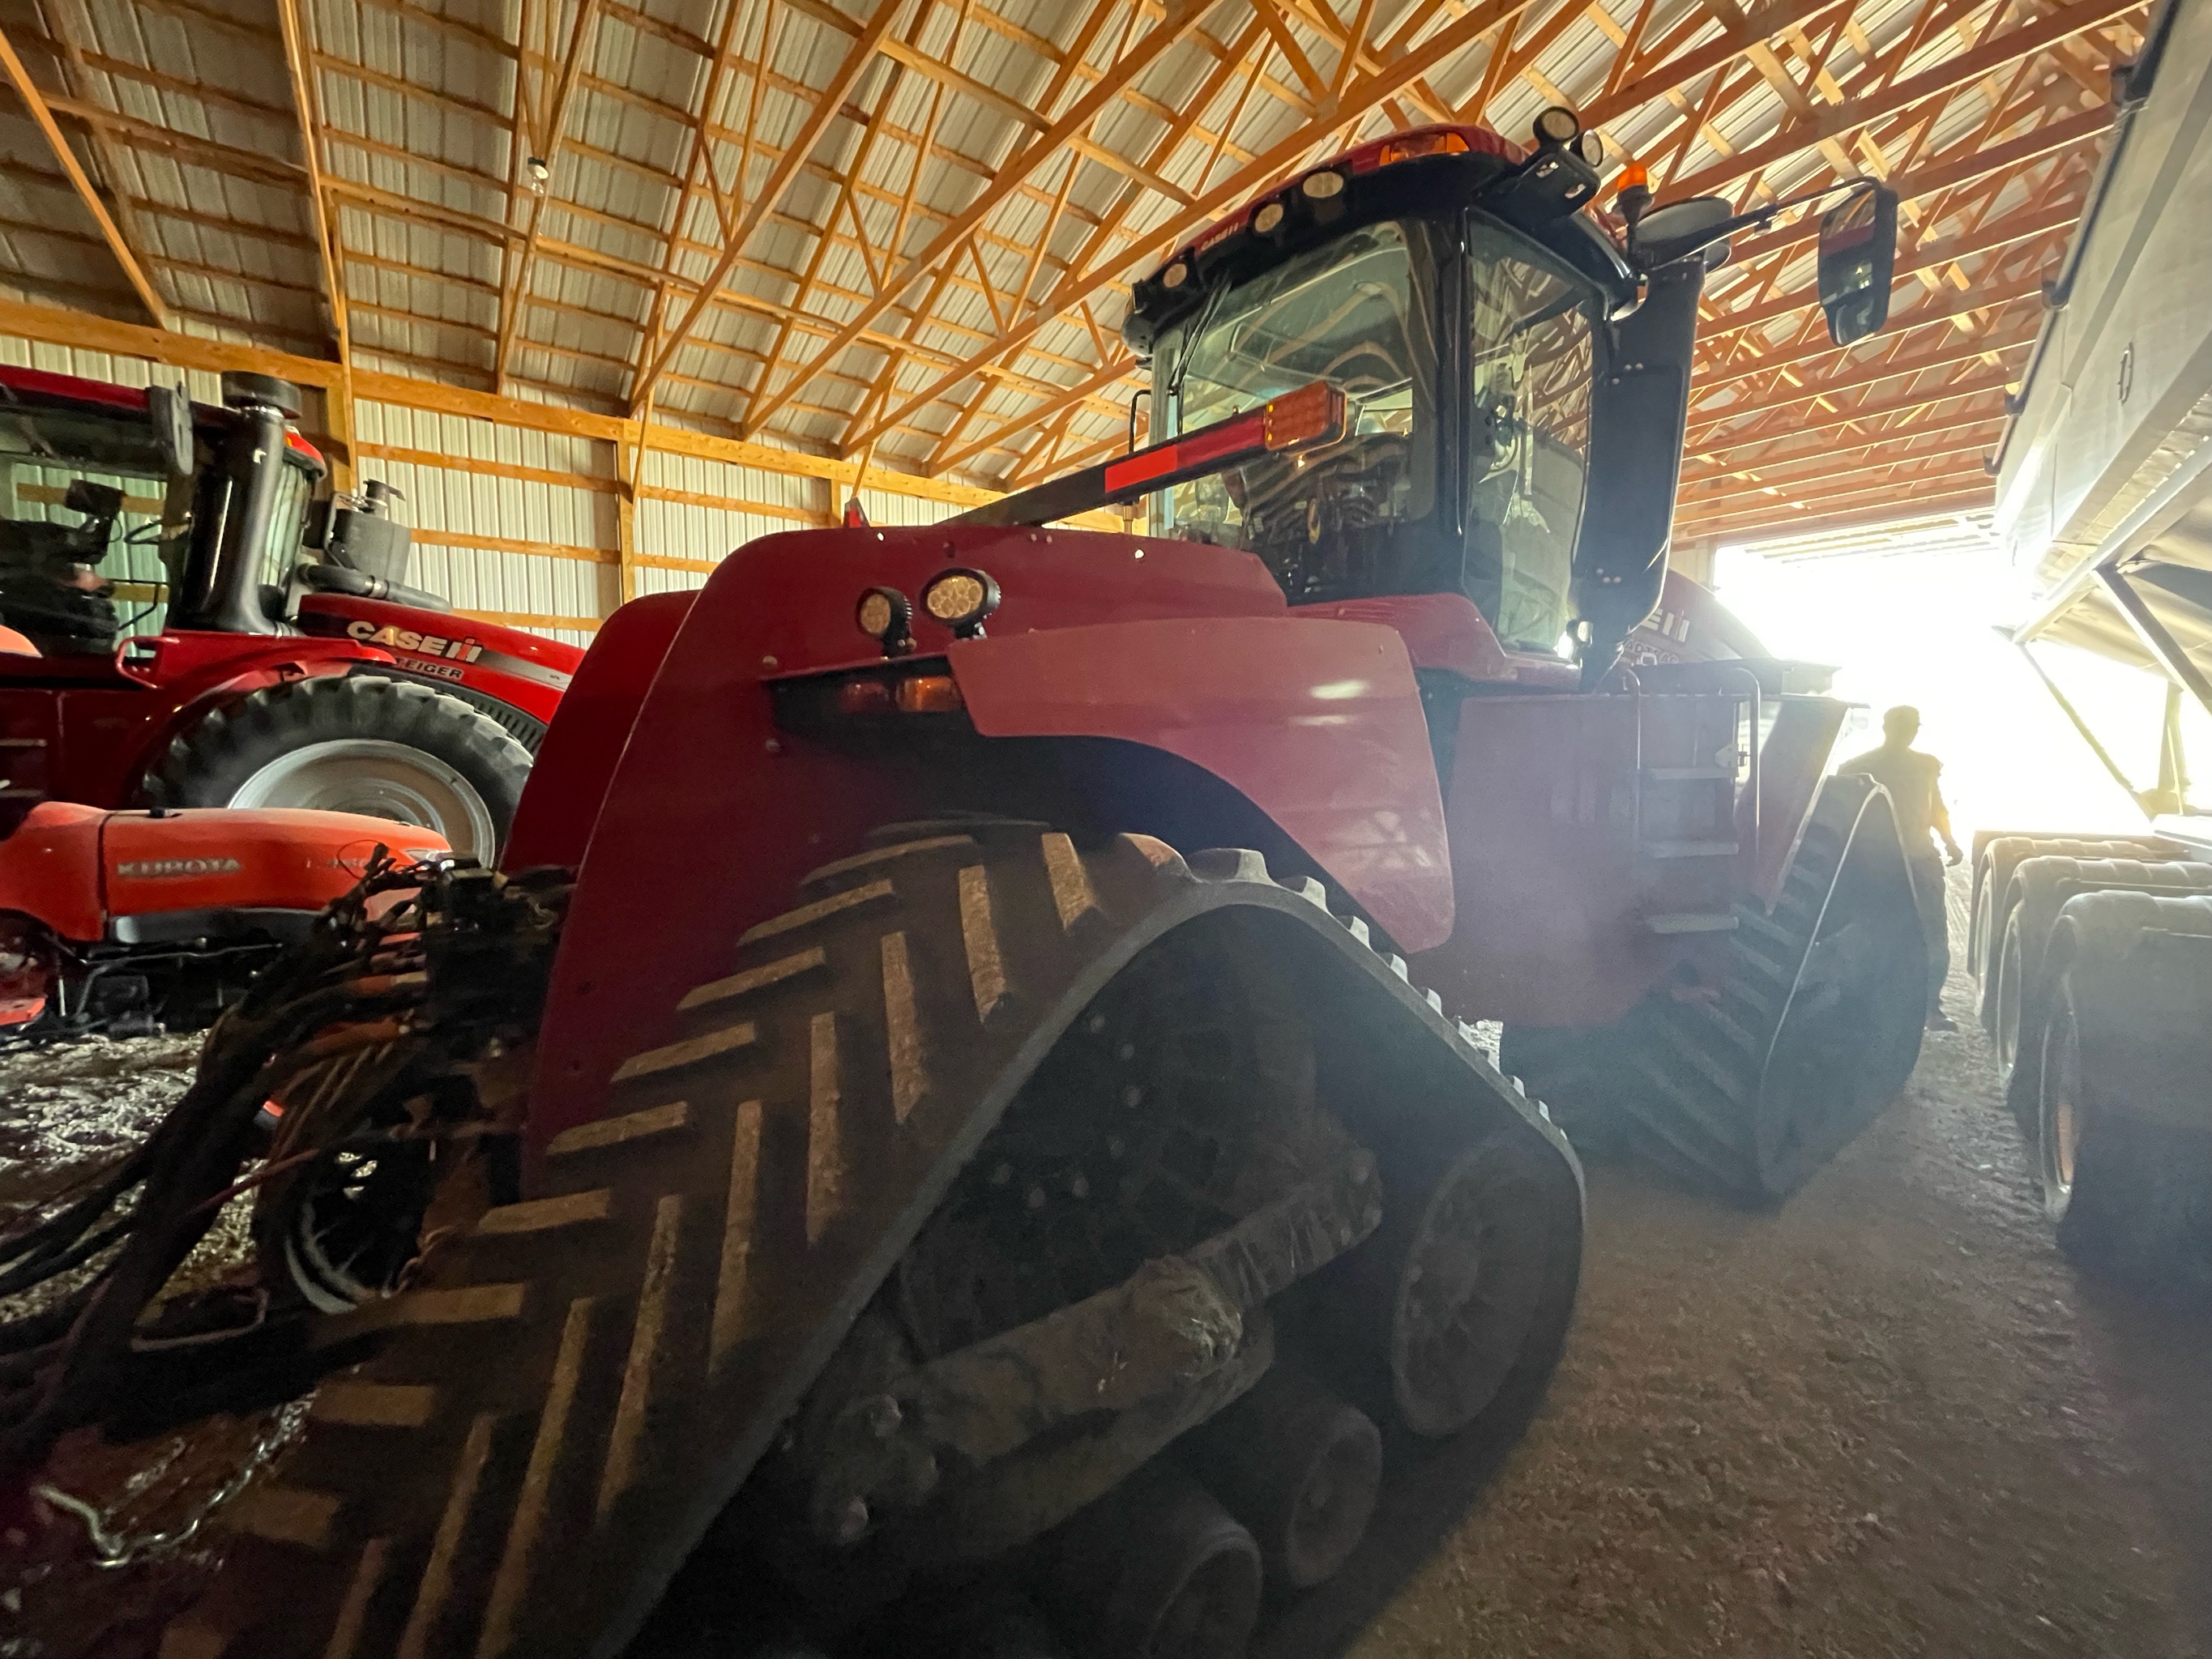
1838;706;1964;1030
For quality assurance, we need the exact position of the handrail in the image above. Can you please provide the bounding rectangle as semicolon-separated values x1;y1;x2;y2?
1720;663;1763;888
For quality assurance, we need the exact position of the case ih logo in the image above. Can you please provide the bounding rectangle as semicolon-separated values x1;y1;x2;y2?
116;856;243;879
347;621;486;663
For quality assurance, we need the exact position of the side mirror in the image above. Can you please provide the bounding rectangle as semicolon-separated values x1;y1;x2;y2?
146;383;194;479
1817;185;1898;346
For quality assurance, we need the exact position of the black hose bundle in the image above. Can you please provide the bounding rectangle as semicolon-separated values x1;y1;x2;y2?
0;850;448;1481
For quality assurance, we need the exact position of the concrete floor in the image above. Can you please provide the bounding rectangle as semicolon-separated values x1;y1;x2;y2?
6;872;2210;1658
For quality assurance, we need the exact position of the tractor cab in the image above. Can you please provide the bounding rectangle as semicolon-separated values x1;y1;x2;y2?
0;366;403;652
1110;112;1898;684
0;368;570;859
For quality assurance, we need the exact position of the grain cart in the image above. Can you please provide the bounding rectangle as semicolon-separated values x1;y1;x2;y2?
1986;0;2212;1288
0;366;581;859
2;113;1928;1659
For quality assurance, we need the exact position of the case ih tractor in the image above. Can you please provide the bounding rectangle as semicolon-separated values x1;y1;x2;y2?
0;366;583;861
4;113;1927;1659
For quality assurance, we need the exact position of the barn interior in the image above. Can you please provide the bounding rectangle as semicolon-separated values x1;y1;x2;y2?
1;0;2210;1656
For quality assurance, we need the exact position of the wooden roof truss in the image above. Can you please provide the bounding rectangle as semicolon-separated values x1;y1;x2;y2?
0;0;2151;542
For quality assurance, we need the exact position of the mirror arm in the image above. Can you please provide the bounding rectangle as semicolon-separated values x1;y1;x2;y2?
1630;177;1881;272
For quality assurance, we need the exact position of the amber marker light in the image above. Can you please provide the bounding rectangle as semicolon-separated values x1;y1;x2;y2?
1377;130;1471;168
895;674;965;714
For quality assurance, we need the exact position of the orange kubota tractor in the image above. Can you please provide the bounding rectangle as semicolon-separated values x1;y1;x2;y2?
5;112;1927;1659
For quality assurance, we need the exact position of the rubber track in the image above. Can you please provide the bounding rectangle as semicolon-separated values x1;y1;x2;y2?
1512;774;1915;1201
162;829;1575;1659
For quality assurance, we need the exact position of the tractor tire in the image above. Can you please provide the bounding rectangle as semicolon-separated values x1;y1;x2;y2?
1502;773;1926;1203
161;827;1582;1659
145;676;531;864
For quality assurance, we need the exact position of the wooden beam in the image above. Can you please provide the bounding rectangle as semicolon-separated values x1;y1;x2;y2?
634;0;913;405
1692;305;2039;406
1663;0;2141;203
1689;363;2016;454
273;0;350;403
0;293;1021;513
741;0;1221;437
1679;463;1994;527
1680;429;2002;510
494;0;605;392
929;353;1138;476
1676;484;1994;544
1684;405;2005;476
0;23;168;326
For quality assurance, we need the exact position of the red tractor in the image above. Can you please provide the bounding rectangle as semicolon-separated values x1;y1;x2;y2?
9;113;1925;1659
0;366;583;861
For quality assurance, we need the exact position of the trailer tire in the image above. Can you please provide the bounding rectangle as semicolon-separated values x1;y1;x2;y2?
2043;967;2212;1294
146;676;530;863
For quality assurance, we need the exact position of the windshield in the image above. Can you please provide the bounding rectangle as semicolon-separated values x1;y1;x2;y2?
1151;219;1438;595
0;400;191;646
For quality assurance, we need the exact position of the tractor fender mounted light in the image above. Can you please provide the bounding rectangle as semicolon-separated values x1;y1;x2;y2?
1252;198;1286;236
1161;261;1190;290
1300;169;1345;200
856;585;914;656
922;567;1001;638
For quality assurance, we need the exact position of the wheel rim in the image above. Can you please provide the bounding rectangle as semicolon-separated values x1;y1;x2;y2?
1389;1145;1556;1438
229;737;494;860
2040;999;2082;1209
1281;1411;1381;1586
1996;924;2022;1068
283;1132;440;1311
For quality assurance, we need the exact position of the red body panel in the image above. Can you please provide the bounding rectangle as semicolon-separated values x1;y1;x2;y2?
523;526;1379;1149
506;592;695;870
951;617;1451;950
295;594;582;722
1292;592;1578;689
1412;696;1656;1026
0;800;449;943
0;634;389;830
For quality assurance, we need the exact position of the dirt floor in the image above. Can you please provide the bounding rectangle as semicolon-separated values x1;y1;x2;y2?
4;870;2210;1657
1352;874;2212;1659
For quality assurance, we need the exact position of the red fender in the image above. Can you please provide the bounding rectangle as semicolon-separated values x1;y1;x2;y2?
949;617;1450;949
525;525;1447;1148
505;592;696;869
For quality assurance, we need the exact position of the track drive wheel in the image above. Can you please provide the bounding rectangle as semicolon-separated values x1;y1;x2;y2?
164;827;1580;1659
145;676;531;863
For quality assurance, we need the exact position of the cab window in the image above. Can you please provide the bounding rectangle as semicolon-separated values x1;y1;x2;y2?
1464;220;1595;652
